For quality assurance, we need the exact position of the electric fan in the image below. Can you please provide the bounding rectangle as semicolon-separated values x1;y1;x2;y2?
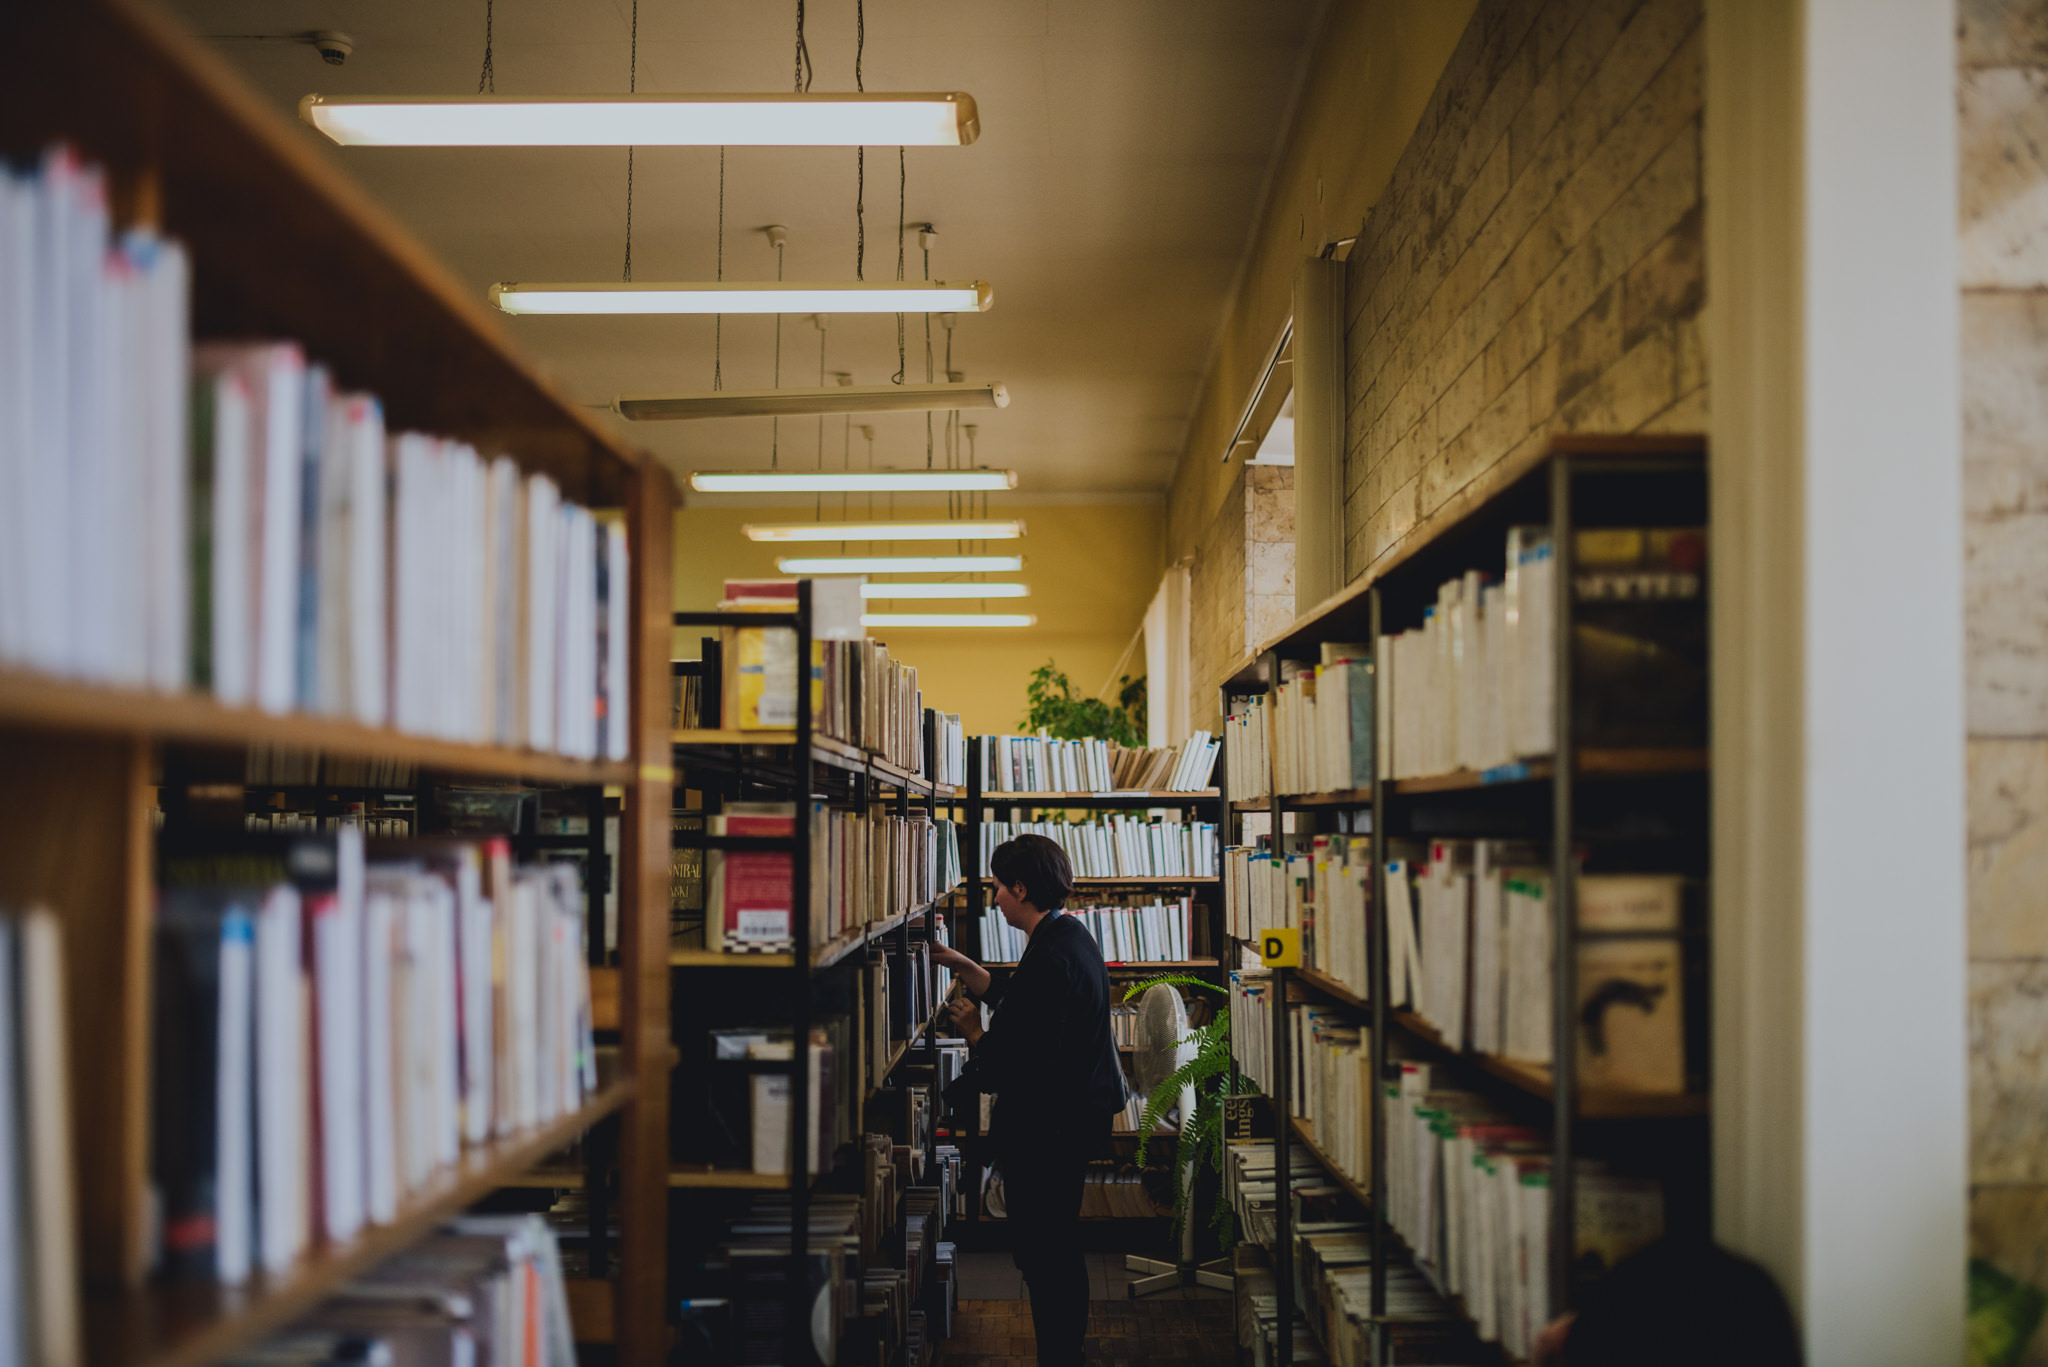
1124;983;1233;1297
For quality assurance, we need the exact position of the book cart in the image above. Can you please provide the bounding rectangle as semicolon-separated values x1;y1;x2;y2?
1220;438;1709;1365
669;580;961;1366
0;1;679;1364
943;747;1227;1241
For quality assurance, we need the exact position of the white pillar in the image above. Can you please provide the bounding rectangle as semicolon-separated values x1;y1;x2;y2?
1707;0;1967;1360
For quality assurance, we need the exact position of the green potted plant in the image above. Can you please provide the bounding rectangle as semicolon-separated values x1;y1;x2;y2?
1021;660;1147;745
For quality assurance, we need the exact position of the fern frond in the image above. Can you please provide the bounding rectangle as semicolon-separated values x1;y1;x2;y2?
1122;973;1227;1003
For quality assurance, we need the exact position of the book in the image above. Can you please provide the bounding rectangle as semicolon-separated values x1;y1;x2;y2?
974;814;1217;880
706;805;797;952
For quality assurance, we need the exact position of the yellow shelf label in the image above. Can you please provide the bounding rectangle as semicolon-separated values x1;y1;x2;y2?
1258;928;1300;968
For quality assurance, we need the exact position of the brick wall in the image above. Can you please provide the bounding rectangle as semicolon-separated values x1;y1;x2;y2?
1960;0;2048;1343
1341;0;1704;578
1247;466;1298;647
1189;463;1249;729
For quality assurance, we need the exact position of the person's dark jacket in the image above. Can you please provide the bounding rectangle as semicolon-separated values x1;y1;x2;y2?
965;912;1125;1157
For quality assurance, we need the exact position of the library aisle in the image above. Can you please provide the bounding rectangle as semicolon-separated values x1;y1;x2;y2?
0;0;2019;1365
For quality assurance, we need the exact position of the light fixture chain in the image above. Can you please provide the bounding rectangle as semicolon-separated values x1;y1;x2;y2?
923;238;933;468
622;0;638;281
713;146;725;391
478;0;495;93
794;0;814;93
854;0;865;281
892;148;906;385
772;241;783;467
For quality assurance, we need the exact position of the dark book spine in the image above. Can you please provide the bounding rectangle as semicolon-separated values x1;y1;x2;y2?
151;899;223;1280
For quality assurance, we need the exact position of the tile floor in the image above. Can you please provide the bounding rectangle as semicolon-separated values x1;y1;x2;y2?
938;1253;1236;1367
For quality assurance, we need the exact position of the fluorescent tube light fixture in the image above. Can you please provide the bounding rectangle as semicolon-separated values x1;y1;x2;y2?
777;555;1024;575
620;382;1006;422
690;470;1017;494
492;281;992;316
301;92;981;147
860;583;1030;599
745;520;1024;543
862;613;1036;628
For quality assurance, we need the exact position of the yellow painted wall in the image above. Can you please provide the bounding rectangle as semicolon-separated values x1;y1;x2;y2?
1163;0;1480;563
671;501;1164;735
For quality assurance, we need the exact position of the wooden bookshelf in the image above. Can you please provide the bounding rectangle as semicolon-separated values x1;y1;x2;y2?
84;1079;634;1367
0;670;637;786
668;889;957;972
978;789;1220;803
668;728;937;792
0;2;679;1363
1293;966;1369;1013
1388;749;1706;796
981;875;1220;887
1277;788;1375;808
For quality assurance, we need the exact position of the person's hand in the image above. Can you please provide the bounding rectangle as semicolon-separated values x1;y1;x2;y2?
931;943;976;974
940;995;982;1042
1532;1311;1575;1366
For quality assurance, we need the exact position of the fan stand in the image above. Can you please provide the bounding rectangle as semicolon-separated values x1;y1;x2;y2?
1126;1159;1234;1297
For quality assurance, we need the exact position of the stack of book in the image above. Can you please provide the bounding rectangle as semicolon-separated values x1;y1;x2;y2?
1223;696;1271;803
1376;526;1707;780
152;829;599;1286
1223;835;1371;997
0;146;631;758
1227;968;1276;1094
1268;649;1373;795
1074;1163;1171;1218
975;733;1220;793
0;908;80;1367
217;1214;577;1367
1386;848;1689;1093
930;711;966;786
978;897;1195;964
975;815;1218;880
1221;1135;1337;1253
1384;1061;1665;1358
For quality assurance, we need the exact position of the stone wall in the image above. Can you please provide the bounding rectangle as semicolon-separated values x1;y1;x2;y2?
1189;463;1249;730
1341;0;1705;577
1960;0;2048;1344
1188;463;1298;729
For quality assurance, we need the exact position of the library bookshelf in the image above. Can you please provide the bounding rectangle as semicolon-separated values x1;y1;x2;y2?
1219;437;1710;1366
0;1;678;1364
668;584;964;1366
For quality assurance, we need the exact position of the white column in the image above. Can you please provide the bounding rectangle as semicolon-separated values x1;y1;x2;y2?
1707;0;1966;1361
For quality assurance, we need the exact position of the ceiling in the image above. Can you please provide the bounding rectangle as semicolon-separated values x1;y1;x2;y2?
165;0;1322;498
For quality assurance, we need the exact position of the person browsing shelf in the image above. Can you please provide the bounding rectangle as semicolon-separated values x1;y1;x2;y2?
933;834;1125;1367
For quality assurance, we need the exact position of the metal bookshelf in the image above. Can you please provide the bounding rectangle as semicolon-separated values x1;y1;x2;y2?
1219;438;1711;1366
669;581;955;1366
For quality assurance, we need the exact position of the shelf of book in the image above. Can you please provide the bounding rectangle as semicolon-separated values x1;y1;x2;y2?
1387;1010;1705;1120
669;889;961;973
1288;1116;1371;1211
0;670;639;785
667;728;938;793
1295;965;1369;1014
980;875;1220;888
1386;749;1706;796
983;958;1220;971
84;1076;634;1367
976;789;1221;805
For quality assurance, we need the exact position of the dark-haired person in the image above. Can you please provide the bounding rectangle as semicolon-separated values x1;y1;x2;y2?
933;833;1125;1367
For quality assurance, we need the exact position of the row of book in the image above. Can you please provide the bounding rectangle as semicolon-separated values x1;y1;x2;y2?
1388;847;1688;1094
710;581;936;775
1223;696;1271;802
1378;526;1706;780
0;147;632;757
977;897;1197;964
0;910;78;1367
1266;651;1375;795
1223;835;1373;999
975;732;1220;793
702;803;961;954
153;829;600;1285
218;1214;576;1367
1385;1061;1665;1359
974;815;1219;881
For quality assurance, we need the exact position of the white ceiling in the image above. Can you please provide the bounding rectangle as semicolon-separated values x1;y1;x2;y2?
166;0;1321;497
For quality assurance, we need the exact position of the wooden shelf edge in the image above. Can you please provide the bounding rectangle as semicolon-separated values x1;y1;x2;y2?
669;890;956;971
0;670;634;784
1388;1010;1705;1119
1388;749;1707;796
977;790;1220;802
977;875;1220;887
1277;789;1375;808
86;1079;635;1367
1292;966;1369;1013
1288;1116;1371;1210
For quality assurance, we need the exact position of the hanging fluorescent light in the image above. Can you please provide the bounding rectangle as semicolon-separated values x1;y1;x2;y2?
301;92;981;147
777;554;1023;574
620;382;1006;422
691;469;1017;494
860;583;1030;599
862;613;1036;628
745;519;1023;543
492;281;992;316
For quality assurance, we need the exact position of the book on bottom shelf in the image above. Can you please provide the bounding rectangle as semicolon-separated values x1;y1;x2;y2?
0;908;81;1367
